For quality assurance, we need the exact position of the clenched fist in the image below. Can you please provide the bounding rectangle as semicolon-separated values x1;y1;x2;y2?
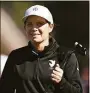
51;64;63;83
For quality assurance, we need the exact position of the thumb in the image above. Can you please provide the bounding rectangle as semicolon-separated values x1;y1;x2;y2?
56;64;60;67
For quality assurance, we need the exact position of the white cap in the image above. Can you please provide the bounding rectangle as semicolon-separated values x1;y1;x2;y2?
23;5;53;24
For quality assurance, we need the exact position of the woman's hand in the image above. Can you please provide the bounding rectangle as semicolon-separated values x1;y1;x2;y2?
51;64;63;83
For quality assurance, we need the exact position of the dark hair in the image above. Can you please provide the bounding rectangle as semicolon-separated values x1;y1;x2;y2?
24;16;51;25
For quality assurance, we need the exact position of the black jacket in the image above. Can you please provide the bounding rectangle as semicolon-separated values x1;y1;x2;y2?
0;37;83;93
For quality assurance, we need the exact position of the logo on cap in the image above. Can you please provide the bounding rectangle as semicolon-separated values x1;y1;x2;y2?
33;7;38;11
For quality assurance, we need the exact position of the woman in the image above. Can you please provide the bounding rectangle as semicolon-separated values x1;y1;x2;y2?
0;5;83;93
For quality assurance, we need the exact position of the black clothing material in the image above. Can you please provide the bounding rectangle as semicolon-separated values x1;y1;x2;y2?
0;37;83;93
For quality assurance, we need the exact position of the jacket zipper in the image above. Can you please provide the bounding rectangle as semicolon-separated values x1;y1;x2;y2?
36;58;48;93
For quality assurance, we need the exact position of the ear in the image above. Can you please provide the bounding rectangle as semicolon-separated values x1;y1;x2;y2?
49;24;54;33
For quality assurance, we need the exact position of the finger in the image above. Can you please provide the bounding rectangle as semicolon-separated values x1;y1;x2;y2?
51;77;60;83
52;70;61;76
51;71;63;79
56;64;60;67
51;75;62;83
55;67;60;72
51;73;60;80
55;66;63;73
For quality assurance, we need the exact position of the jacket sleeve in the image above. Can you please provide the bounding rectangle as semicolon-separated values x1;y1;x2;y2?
55;53;83;93
0;51;17;93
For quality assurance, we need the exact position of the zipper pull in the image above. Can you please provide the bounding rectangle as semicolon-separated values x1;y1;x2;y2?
32;50;38;56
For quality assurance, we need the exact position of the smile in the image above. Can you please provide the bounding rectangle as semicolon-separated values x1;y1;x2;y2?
31;33;40;35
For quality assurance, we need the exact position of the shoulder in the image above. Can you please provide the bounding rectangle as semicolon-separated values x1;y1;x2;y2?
62;51;78;70
7;46;31;64
10;46;29;56
64;52;79;76
67;52;78;65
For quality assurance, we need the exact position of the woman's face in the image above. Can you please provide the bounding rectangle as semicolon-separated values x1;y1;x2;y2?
24;15;54;43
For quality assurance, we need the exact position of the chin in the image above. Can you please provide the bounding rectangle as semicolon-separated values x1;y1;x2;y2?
33;39;42;43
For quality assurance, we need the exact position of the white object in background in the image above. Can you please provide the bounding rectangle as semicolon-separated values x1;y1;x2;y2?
1;54;8;74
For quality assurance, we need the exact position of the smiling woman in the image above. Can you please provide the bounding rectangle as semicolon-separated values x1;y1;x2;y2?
24;15;54;51
0;5;83;93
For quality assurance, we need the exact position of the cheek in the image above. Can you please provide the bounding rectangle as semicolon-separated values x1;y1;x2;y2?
43;28;50;36
25;31;32;39
25;27;30;32
41;30;50;39
25;27;31;35
25;25;32;31
39;26;50;34
25;32;30;39
26;31;29;36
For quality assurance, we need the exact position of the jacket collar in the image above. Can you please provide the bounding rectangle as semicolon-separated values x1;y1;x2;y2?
28;37;59;57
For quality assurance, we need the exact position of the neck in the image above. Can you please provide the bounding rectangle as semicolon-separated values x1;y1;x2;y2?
32;39;49;52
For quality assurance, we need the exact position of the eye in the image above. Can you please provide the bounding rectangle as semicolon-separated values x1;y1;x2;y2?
37;22;45;27
26;22;32;27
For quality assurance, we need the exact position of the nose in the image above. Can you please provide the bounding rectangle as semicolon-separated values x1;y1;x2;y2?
32;27;38;31
31;25;38;32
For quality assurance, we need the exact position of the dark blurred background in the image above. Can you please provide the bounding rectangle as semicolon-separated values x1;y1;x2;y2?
1;1;89;93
